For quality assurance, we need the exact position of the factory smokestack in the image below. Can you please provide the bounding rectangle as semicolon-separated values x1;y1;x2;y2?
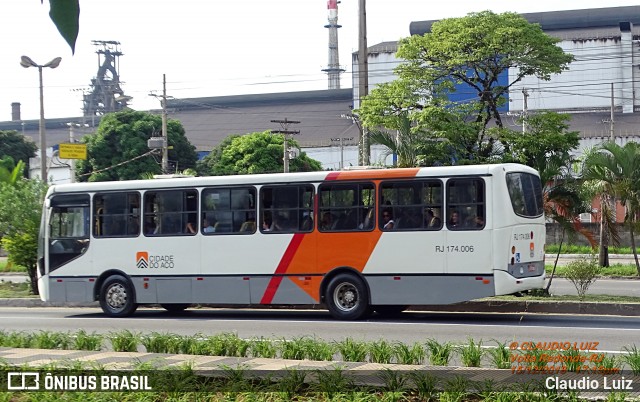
322;0;345;89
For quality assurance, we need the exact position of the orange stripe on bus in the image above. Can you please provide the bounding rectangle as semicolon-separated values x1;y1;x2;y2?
260;233;305;304
329;168;420;180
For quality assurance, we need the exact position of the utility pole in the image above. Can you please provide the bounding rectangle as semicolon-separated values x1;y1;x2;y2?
149;74;170;174
270;118;300;173
66;122;88;183
522;88;529;134
331;136;354;170
161;74;169;174
599;82;615;268
357;0;369;165
610;82;615;142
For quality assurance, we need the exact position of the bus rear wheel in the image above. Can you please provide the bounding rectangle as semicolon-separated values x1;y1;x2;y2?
325;273;369;320
99;275;137;317
161;304;190;313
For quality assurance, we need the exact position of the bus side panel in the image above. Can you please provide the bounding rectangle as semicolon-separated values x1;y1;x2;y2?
249;276;317;304
364;232;445;274
367;275;494;305
42;277;94;303
193;277;251;304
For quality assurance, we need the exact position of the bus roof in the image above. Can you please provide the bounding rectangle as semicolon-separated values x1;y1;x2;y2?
48;163;537;195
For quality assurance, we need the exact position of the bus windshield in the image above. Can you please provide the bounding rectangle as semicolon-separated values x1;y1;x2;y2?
505;172;543;218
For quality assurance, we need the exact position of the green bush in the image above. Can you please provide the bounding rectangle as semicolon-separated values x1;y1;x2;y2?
564;256;600;300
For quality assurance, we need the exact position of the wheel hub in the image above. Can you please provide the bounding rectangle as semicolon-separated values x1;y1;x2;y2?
106;284;126;309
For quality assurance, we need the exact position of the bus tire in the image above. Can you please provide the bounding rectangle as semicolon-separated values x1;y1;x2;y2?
161;304;190;313
374;305;408;317
99;275;137;317
325;273;369;320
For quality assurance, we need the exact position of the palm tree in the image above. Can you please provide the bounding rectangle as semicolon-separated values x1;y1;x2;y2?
0;160;25;186
541;160;596;293
582;141;640;275
368;112;428;168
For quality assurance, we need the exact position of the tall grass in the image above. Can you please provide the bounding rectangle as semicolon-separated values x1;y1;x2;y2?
622;345;640;374
460;338;483;367
107;330;139;352
368;339;395;364
425;339;453;366
336;338;368;362
73;330;103;351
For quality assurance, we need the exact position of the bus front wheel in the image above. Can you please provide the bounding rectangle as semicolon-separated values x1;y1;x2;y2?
325;273;369;320
99;275;137;317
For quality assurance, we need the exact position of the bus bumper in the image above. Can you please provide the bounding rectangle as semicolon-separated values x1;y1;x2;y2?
37;275;49;302
493;269;545;296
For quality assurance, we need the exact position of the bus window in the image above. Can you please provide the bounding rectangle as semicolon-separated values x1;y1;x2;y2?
380;180;442;231
446;178;485;230
93;192;140;237
506;172;543;218
143;189;198;236
318;182;374;232
201;186;256;234
260;184;314;233
49;193;90;271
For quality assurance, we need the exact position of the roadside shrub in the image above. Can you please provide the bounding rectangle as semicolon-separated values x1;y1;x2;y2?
564;256;600;300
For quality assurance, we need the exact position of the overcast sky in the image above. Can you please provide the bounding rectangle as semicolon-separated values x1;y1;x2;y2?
1;0;638;121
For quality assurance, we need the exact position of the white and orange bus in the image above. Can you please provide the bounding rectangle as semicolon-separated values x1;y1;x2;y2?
37;163;545;320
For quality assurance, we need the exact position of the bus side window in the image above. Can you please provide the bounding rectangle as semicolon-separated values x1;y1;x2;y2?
93;192;140;238
446;178;485;231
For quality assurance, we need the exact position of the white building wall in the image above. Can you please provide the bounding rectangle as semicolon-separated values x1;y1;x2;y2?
352;49;402;109
303;144;393;170
509;37;628;112
28;149;74;184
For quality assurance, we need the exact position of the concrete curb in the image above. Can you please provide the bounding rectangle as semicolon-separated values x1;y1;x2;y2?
1;298;638;316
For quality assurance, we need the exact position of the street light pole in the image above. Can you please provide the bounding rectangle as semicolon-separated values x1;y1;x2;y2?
20;55;62;183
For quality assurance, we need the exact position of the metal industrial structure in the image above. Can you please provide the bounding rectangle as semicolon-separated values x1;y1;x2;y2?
82;40;131;118
322;0;344;89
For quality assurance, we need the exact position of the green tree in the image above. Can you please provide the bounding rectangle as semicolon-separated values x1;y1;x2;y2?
500;112;580;173
0;178;47;294
359;11;574;163
582;141;640;274
75;110;197;181
197;131;322;176
0;131;38;177
196;134;241;176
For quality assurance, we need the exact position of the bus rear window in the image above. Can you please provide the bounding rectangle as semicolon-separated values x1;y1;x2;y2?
506;172;543;218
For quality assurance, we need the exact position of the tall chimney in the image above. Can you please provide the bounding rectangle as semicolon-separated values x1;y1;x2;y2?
322;0;345;89
11;102;21;121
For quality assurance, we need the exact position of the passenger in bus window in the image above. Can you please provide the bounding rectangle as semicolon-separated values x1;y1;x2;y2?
262;216;272;232
448;211;461;228
474;215;485;228
185;222;197;234
360;208;374;230
426;209;441;229
202;218;215;233
382;209;394;230
272;214;290;231
320;211;335;230
144;219;158;235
